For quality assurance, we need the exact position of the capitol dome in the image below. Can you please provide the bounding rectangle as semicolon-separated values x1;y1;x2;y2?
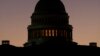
31;0;69;27
25;0;73;47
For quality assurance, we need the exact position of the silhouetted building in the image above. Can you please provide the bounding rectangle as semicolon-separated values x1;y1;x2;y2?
2;40;10;45
0;40;16;48
89;42;97;47
24;0;73;47
0;0;100;50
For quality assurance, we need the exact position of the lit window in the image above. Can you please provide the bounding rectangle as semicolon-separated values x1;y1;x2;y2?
44;30;59;37
49;30;51;36
45;30;48;36
52;30;55;36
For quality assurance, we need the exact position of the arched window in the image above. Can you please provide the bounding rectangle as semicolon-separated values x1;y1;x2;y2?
41;29;65;37
52;30;55;36
49;30;51;36
45;30;48;36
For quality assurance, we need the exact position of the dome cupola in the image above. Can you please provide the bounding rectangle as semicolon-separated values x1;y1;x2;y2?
34;0;66;14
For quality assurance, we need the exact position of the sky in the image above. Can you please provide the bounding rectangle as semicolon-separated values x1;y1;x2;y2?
0;0;100;47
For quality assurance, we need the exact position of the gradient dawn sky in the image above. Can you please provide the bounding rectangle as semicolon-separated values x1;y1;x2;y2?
0;0;100;47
